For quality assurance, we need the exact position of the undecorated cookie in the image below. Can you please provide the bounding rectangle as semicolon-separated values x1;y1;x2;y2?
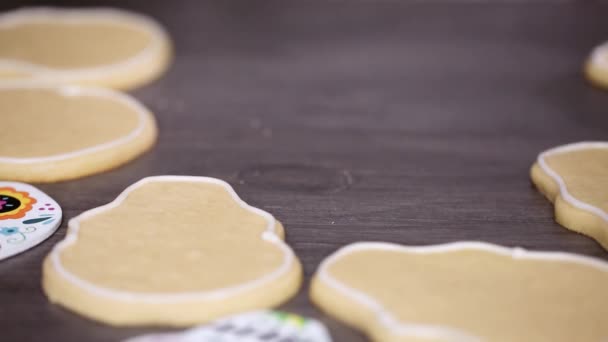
43;176;302;326
531;142;608;250
0;181;62;260
0;84;157;183
0;7;171;90
310;242;608;342
585;42;608;89
125;310;332;342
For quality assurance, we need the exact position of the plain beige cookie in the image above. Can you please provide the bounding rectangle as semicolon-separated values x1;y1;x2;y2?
531;142;608;250
0;7;171;90
43;176;302;326
0;84;157;183
311;242;608;342
585;42;608;90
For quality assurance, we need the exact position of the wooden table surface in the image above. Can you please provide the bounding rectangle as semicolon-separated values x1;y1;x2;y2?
1;1;608;341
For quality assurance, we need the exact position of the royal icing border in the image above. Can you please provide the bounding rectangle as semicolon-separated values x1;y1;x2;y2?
591;42;608;71
316;241;608;342
48;176;297;303
0;83;151;164
0;7;169;82
537;141;608;224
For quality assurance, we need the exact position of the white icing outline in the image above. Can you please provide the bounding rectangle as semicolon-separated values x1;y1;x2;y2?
590;41;608;71
0;181;62;260
0;83;151;164
537;141;608;224
0;7;169;82
316;241;608;342
48;176;297;303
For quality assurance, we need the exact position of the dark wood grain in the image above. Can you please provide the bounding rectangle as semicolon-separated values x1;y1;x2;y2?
1;1;608;341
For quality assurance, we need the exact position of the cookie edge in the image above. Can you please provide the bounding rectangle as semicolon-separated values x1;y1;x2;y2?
0;83;157;183
310;241;608;342
585;42;608;90
531;141;608;250
0;7;172;90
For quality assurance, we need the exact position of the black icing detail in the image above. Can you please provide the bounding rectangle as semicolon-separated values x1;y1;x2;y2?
0;195;21;214
22;217;51;224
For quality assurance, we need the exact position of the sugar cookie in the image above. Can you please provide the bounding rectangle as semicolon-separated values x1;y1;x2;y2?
43;176;302;326
311;242;608;342
531;142;608;250
0;84;157;183
0;181;62;260
0;7;171;90
125;310;332;342
585;42;608;89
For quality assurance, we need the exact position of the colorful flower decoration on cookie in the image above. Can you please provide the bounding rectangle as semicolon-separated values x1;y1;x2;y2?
0;182;60;261
0;187;36;220
271;311;307;327
123;310;333;342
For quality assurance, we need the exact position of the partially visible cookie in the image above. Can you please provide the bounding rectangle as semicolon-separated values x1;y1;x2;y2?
311;242;608;342
0;84;157;183
43;176;302;326
124;310;332;342
0;181;62;260
585;41;608;89
531;142;608;250
0;7;171;90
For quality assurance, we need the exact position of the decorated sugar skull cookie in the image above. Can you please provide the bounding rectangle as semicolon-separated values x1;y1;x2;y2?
0;181;62;260
125;310;332;342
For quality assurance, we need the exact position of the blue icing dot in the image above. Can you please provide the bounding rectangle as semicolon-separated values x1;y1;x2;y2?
0;227;18;236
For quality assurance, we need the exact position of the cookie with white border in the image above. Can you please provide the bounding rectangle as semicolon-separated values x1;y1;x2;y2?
0;84;157;183
124;310;332;342
311;242;608;342
531;142;608;250
585;41;608;90
43;176;302;326
0;182;61;260
0;7;171;90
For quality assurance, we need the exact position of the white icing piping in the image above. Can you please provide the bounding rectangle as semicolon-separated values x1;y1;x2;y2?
0;83;150;164
537;141;608;224
48;176;296;303
591;42;608;71
0;7;169;82
317;241;608;342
